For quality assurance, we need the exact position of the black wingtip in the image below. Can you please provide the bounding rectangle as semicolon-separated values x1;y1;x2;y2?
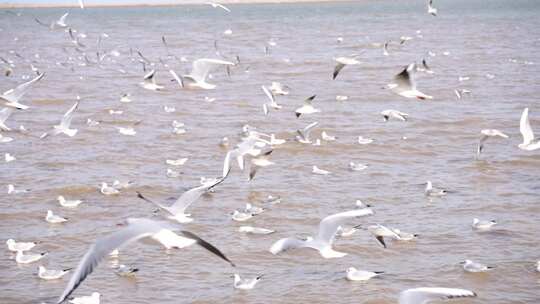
374;271;385;274
295;112;301;118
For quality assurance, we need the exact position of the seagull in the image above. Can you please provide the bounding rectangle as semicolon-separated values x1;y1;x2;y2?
399;287;476;304
427;0;438;16
233;274;263;290
358;136;374;145
244;203;265;215
116;127;136;136
249;150;274;181
261;85;282;115
139;70;164;91
425;181;447;197
181;58;234;90
312;165;331;175
368;224;400;248
349;162;368;171
58;196;83;208
40;101;79;138
472;218;497;230
0;133;13;143
68;292;100;304
296;121;319;144
120;94;131;103
269;82;289;95
7;184;29;194
355;200;372;208
100;182;120;196
392;228;419;241
518;108;540;151
0;72;44;110
454;89;472;100
238;226;275;235
114;264;139;277
16;250;47;264
295;95;319;118
0;107;14;130
136;176;226;223
206;2;231;12
476;129;509;158
461;260;494;273
387;63;432;100
46;210;68;224
53;13;69;29
269;208;374;258
381;109;408;121
6;239;38;252
166;158;188;166
5;153;15;162
38;265;71;280
333;56;360;80
56;218;234;303
336;95;349;101
346;267;383;281
321;131;336;141
231;210;255;222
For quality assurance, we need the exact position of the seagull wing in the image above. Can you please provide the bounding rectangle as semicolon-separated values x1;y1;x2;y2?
477;135;489;157
269;237;305;255
1;72;45;104
316;209;373;245
168;177;226;215
0;107;14;130
60;101;79;129
333;63;345;80
214;3;231;12
261;85;275;104
190;58;234;83
143;69;156;85
398;287;476;304
169;69;184;88
393;64;415;91
57;218;168;303
520;108;534;144
179;230;235;266
303;95;316;105
302;121;319;139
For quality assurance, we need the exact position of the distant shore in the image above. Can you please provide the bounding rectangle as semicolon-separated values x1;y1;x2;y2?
0;0;345;9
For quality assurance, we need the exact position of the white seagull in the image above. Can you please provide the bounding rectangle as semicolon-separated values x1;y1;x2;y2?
56;218;234;304
387;63;432;100
472;218;497;231
269;208;374;258
518;108;540;151
261;85;282;115
100;183;119;196
181;58;234;90
38;265;71;280
427;0;438;16
368;224;401;248
312;165;331;175
6;239;38;252
140;70;164;91
425;181;447;197
207;2;231;12
333;56;361;80
249;150;274;181
238;226;275;235
461;260;494;273
16;250;47;264
46;210;68;224
399;287;476;304
58;196;83;208
41;101;79;138
295;95;320;118
68;292;100;304
0;72;44;110
269;82;289;95
346;267;383;281
381;109;408;121
476;129;509;158
296;121;319;144
136;176;226;223
233;274;263;290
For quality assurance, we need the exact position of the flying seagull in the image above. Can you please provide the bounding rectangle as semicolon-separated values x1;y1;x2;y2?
333;56;360;80
381;109;408;121
387;63;432;100
40;101;79;138
295;95;319;118
206;2;231;12
399;287;476;304
269;208;373;258
0;72;45;110
136;176;227;223
427;0;438;16
261;85;282;115
476;129;509;158
140;70;164;91
296;121;319;144
182;58;235;89
57;218;234;303
518;108;540;151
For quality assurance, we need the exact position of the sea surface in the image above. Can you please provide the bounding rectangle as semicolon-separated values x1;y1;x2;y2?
1;0;539;303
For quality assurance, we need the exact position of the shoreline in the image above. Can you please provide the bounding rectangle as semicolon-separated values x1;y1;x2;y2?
0;0;346;9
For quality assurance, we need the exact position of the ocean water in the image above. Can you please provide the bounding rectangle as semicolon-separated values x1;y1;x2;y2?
1;1;539;303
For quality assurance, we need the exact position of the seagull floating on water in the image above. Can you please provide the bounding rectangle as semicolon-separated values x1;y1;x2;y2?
312;165;331;175
46;210;68;224
398;287;476;304
461;259;494;273
233;274;263;290
68;292;100;304
472;218;497;230
346;267;383;281
58;196;83;208
6;239;38;252
425;181;447;197
16;250;47;264
38;265;71;280
238;226;275;235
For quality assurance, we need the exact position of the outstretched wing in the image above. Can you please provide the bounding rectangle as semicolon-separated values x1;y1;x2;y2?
190;58;234;83
398;287;476;304
1;72;45;102
57;218;166;303
168;176;226;215
180;230;235;266
333;63;345;80
169;69;184;87
317;209;373;244
520;108;534;144
60;101;79;129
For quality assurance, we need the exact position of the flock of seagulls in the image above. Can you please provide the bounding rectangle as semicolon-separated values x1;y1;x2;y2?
1;0;538;304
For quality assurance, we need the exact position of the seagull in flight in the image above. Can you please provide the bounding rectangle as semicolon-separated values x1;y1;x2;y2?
381;109;408;121
427;0;438;16
387;63;432;100
182;58;235;90
295;95;319;118
56;218;234;304
333;56;360;80
136;176;227;223
0;72;45;110
399;287;476;304
140;70;164;91
518;108;540;151
269;208;373;258
206;2;231;12
476;129;509;158
296;121;319;144
261;85;282;115
40;101;79;138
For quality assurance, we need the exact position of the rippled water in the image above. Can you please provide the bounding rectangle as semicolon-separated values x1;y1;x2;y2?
1;1;540;303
